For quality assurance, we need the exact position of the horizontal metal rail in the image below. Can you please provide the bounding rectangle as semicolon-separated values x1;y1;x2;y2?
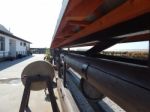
62;53;150;112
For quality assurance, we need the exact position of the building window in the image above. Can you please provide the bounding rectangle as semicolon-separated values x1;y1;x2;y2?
20;42;22;46
0;36;5;51
24;42;26;46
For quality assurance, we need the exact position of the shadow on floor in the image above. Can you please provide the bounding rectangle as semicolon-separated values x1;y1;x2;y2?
0;55;33;71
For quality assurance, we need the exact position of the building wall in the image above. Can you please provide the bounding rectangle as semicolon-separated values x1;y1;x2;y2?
9;39;16;57
0;33;9;52
0;33;9;57
5;36;9;52
26;43;30;51
16;40;27;55
0;33;30;58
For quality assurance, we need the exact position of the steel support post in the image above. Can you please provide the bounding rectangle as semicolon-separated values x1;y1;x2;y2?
19;75;59;112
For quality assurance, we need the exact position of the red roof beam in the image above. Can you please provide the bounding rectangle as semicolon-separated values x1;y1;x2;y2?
52;0;150;48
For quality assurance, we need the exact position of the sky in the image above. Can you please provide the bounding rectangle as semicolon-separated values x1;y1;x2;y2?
105;41;149;51
0;0;63;48
70;41;149;51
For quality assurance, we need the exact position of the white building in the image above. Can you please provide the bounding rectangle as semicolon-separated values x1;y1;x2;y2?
0;24;31;59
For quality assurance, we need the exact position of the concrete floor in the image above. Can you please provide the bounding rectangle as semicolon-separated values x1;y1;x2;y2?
0;54;59;112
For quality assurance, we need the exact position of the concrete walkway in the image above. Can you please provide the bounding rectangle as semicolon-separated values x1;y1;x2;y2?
0;54;59;112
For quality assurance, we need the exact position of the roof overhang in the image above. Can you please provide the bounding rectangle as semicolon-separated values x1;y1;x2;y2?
51;0;150;48
0;30;32;44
